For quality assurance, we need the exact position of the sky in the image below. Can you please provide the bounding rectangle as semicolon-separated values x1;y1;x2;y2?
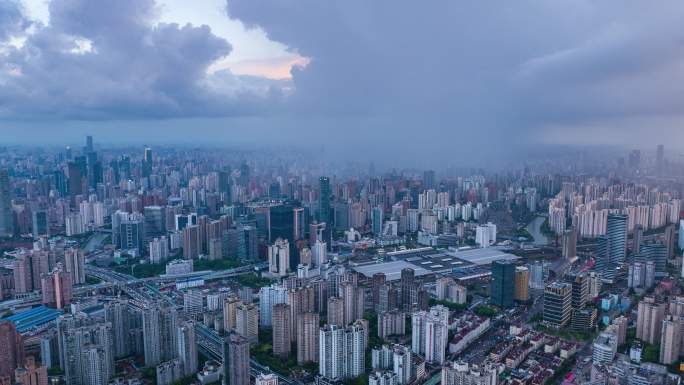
1;0;684;167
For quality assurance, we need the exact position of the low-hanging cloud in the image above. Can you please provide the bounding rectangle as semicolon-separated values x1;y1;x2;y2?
227;0;684;160
1;0;684;166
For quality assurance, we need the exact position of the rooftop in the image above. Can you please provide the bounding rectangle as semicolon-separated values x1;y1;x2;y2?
351;260;431;280
444;247;520;266
2;306;62;333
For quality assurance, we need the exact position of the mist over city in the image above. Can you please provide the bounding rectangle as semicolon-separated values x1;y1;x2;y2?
1;1;683;385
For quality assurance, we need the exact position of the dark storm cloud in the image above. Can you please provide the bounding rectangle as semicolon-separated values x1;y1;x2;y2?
227;0;684;154
0;0;285;119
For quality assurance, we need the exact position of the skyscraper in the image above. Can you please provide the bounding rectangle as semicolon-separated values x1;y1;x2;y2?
490;260;515;308
319;176;331;224
543;282;572;328
118;213;145;252
372;273;386;311
222;333;250;385
400;268;415;311
142;147;153;178
595;214;627;282
67;160;84;203
270;203;295;243
563;272;589;309
0;169;14;237
372;206;383;235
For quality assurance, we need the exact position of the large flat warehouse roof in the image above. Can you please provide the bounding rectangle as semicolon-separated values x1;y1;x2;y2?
444;247;520;265
351;260;431;281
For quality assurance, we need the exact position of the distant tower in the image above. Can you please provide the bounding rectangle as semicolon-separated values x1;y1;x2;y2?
319;176;331;224
0;169;14;237
142;147;153;177
656;144;664;176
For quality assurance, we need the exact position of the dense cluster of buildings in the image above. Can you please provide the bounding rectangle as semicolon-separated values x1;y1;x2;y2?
0;139;683;385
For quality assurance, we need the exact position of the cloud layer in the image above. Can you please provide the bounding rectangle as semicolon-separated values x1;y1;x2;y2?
227;0;684;154
1;0;684;165
0;0;285;119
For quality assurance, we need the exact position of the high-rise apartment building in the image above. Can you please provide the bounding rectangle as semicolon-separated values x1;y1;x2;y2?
411;305;449;365
64;248;85;285
318;324;365;381
222;333;250;385
176;321;198;377
272;303;291;358
378;310;405;339
0;321;24;380
223;296;241;332
40;267;73;309
327;297;345;326
142;305;178;367
658;315;681;365
636;297;666;345
296;312;320;364
235;303;259;344
183;225;200;259
13;356;48;385
104;299;135;359
268;238;290;277
259;284;287;327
